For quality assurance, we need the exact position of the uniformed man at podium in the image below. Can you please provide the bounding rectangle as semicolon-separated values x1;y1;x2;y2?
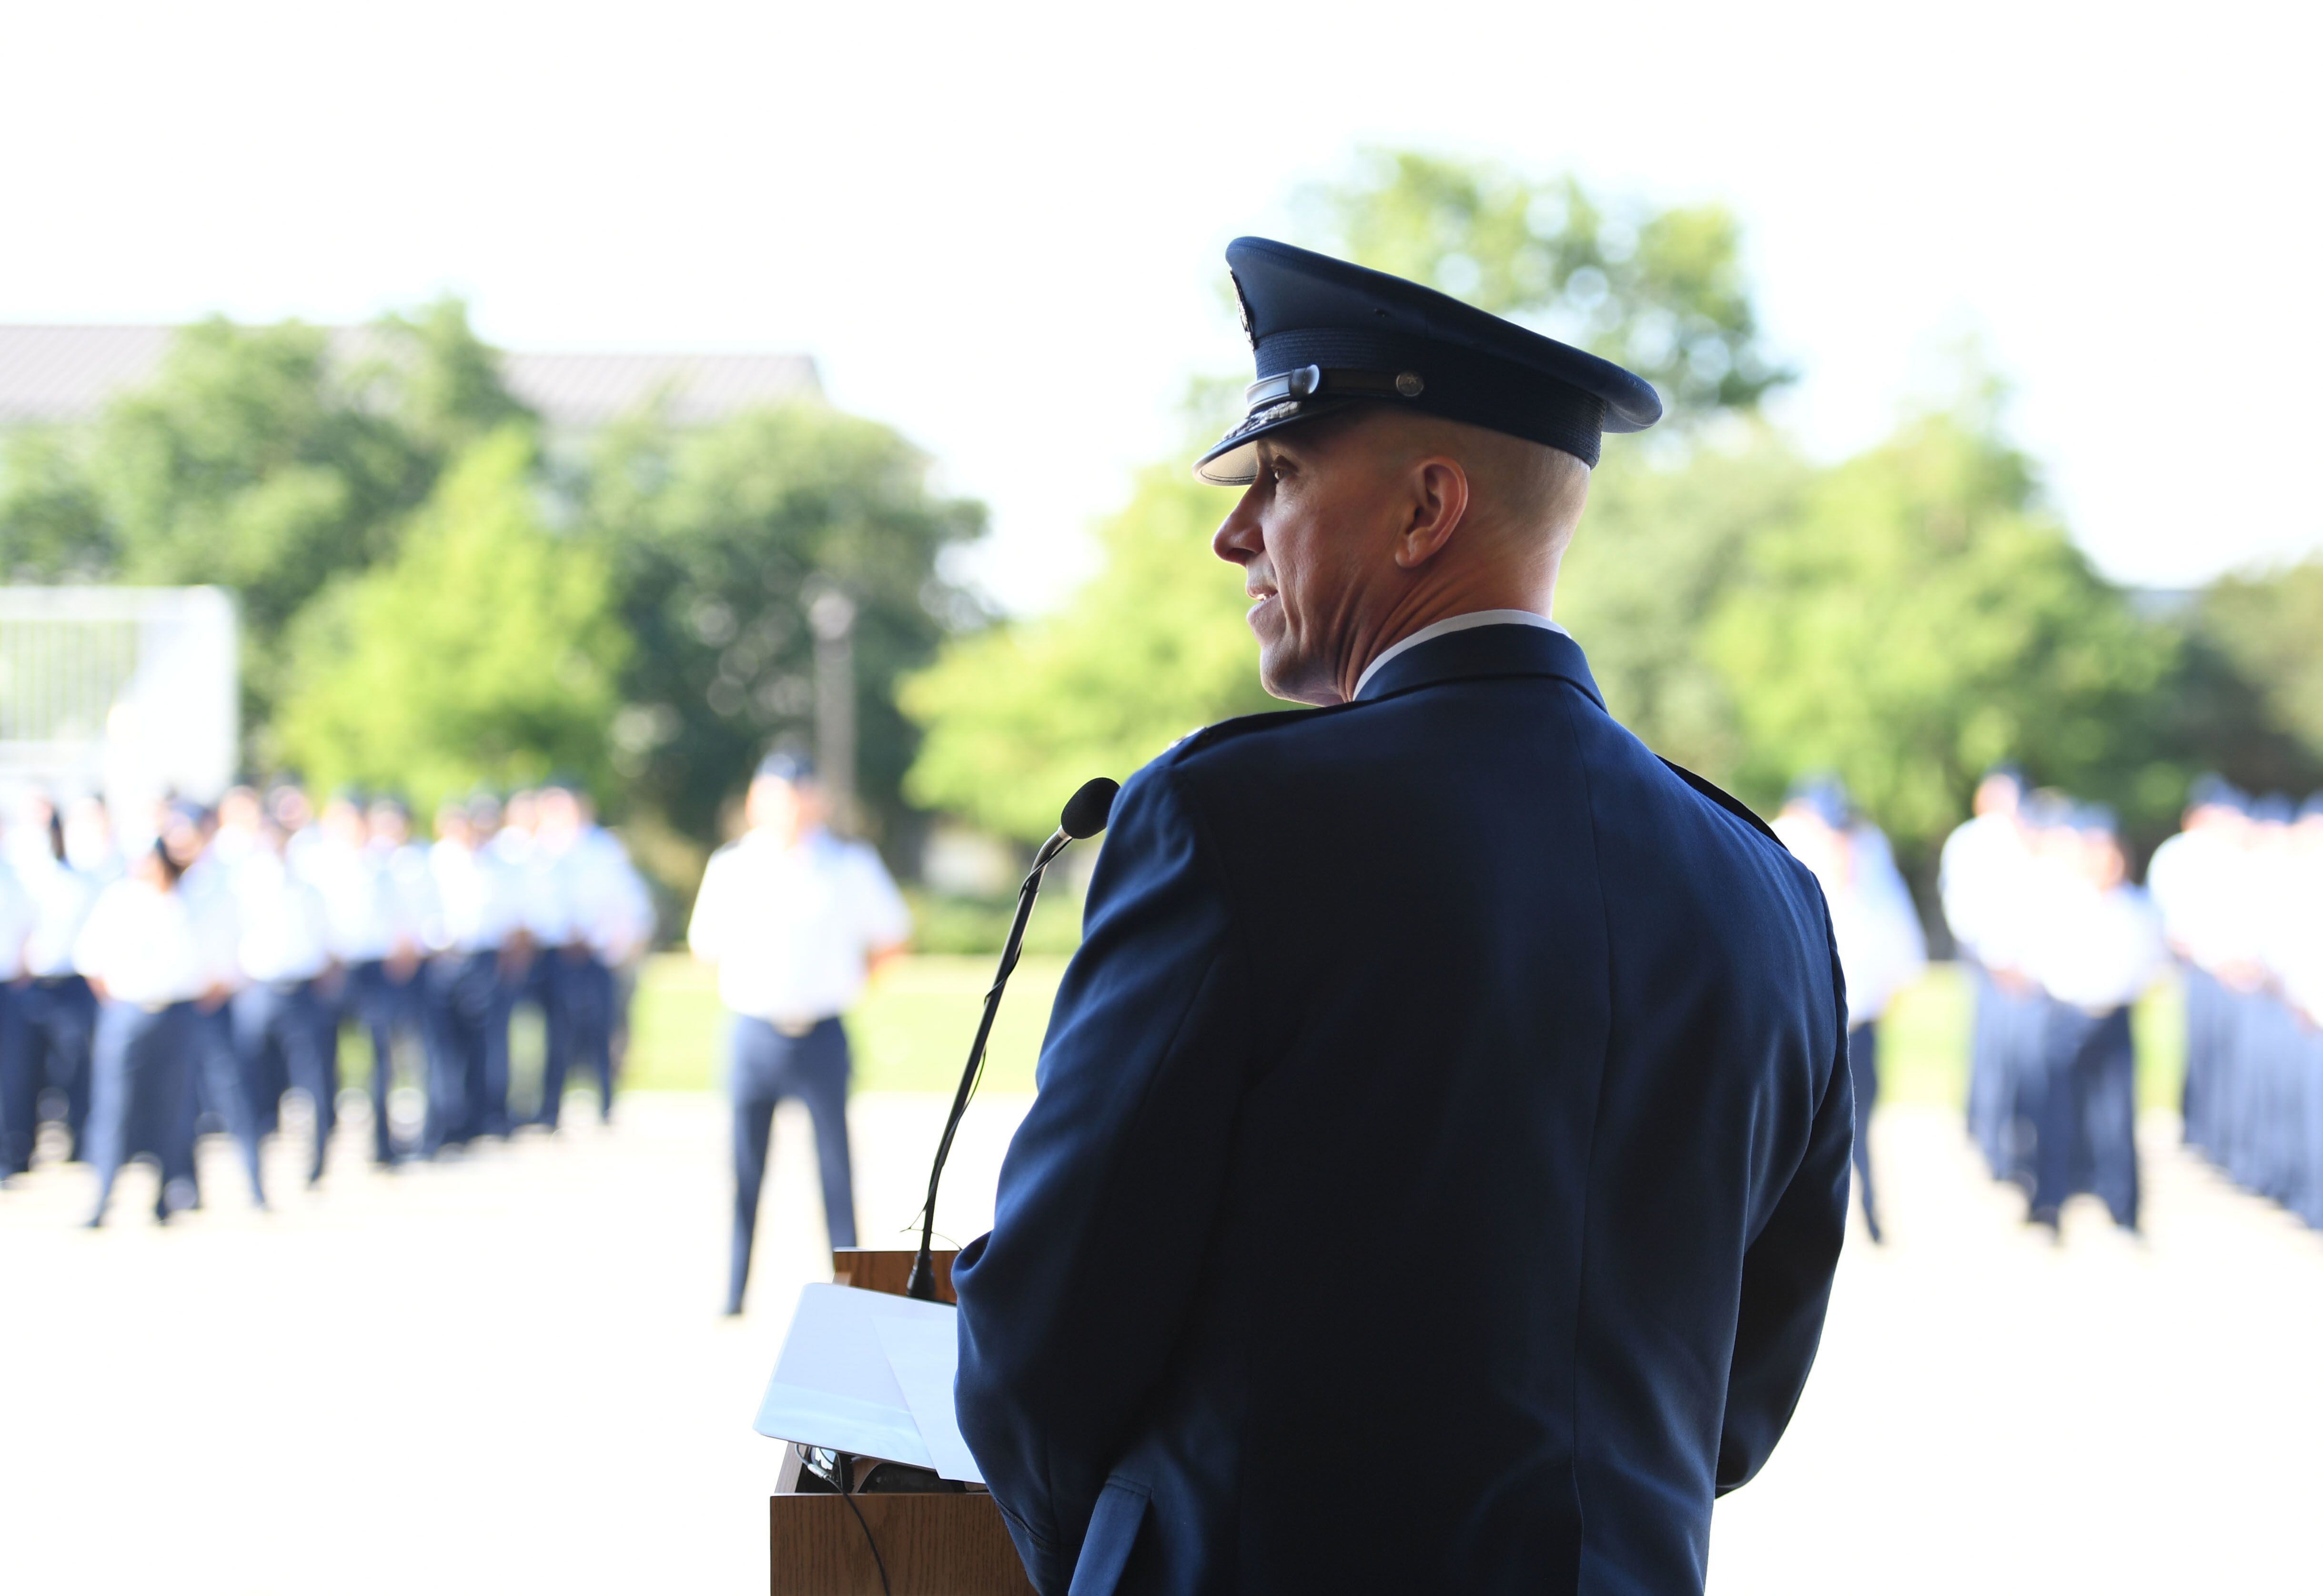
952;239;1851;1596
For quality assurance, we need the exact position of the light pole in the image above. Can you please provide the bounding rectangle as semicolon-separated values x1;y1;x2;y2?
807;588;857;821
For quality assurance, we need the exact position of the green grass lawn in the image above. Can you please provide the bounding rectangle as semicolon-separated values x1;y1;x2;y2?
1873;962;2183;1112
623;953;1070;1095
610;954;2192;1114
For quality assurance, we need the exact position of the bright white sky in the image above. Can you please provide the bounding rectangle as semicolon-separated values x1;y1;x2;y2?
6;0;2317;612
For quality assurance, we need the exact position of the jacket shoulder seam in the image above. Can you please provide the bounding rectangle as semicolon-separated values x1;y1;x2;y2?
1657;758;1785;850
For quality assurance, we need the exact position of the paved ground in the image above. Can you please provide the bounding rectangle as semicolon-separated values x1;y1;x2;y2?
2;1093;2318;1593
1709;1106;2323;1595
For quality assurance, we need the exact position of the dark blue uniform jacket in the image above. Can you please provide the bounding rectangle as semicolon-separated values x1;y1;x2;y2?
954;623;1850;1596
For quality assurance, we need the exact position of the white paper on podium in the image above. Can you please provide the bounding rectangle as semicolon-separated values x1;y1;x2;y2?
872;1314;985;1484
752;1283;983;1484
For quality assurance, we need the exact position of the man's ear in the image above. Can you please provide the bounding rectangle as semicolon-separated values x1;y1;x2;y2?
1392;457;1471;570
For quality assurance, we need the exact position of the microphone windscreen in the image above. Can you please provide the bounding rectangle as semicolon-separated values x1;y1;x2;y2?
1059;777;1120;840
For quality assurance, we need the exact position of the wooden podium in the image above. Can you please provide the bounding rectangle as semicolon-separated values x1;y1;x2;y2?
768;1249;1035;1596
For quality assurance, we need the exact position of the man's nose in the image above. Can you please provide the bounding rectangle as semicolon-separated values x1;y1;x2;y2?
1212;485;1264;565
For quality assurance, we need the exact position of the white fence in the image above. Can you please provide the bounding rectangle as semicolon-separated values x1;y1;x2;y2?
0;586;238;820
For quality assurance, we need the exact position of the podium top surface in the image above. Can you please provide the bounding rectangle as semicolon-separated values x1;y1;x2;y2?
832;1247;956;1304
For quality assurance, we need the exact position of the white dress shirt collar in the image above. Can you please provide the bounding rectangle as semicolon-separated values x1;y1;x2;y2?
1353;610;1569;701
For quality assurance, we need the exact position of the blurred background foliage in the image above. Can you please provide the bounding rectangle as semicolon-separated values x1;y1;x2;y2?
1292;148;1794;420
902;462;1262;839
0;301;978;909
3;147;2320;935
899;146;2323;922
274;427;627;817
580;402;984;877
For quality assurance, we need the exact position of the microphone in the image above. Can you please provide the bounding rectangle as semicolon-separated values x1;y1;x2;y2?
906;776;1118;1301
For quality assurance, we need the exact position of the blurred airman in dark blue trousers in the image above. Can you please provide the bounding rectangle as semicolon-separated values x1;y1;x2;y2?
420;797;519;1154
1943;790;2163;1233
2019;805;2160;1232
491;789;559;1132
531;781;652;1128
690;753;910;1317
0;815;36;1178
2156;789;2323;1220
1;796;100;1174
1942;766;2031;1177
226;810;339;1189
953;239;1850;1596
76;837;204;1225
303;793;431;1167
1775;778;1926;1245
172;799;264;1209
2147;777;2246;1158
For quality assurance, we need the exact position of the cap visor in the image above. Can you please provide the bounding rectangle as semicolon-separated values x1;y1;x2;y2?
1191;397;1367;485
1193;440;1258;486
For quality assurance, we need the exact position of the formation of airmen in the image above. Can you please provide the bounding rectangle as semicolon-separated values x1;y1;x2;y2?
2148;779;2323;1226
1943;768;2164;1233
8;753;2313;1255
0;780;652;1225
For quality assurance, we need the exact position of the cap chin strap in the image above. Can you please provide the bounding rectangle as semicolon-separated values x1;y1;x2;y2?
1241;364;1426;408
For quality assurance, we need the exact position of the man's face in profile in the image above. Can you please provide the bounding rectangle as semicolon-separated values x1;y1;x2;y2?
1211;413;1396;705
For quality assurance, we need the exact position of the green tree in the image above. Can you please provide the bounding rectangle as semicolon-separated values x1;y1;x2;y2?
583;403;985;852
2153;619;2323;809
1296;149;1792;419
899;149;1804;843
1703;406;2178;859
99;321;421;638
2193;559;2323;778
1557;428;1815;778
902;463;1262;842
901;148;2323;886
0;428;116;580
360;298;535;460
274;429;625;816
0;301;531;741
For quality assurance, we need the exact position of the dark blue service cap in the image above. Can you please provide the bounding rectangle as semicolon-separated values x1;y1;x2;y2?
755;751;817;786
2187;773;2244;813
1784;774;1851;830
2020;790;2075;830
1195;237;1663;485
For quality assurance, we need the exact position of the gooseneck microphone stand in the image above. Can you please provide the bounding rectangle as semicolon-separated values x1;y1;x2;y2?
905;777;1118;1302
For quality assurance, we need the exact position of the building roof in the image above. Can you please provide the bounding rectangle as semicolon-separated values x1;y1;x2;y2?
0;324;821;431
499;350;822;429
0;327;176;427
